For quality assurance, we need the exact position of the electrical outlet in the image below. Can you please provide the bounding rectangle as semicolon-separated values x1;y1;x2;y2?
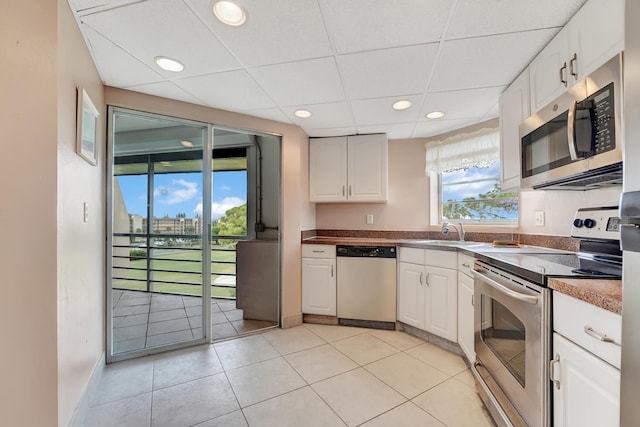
366;214;374;225
84;202;89;223
535;211;545;227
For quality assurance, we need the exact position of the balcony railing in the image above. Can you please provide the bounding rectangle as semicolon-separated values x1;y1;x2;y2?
112;233;243;299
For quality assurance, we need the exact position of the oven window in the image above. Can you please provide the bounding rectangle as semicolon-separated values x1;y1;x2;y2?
481;296;526;386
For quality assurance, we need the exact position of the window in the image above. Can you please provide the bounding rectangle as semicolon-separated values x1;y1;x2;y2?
426;128;518;225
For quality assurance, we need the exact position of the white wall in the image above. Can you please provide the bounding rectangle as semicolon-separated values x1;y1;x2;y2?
56;1;106;425
1;1;60;424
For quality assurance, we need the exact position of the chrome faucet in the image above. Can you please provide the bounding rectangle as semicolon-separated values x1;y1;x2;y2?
442;221;465;241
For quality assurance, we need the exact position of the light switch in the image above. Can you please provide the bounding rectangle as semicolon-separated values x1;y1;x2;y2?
366;214;374;225
535;211;545;227
84;202;89;222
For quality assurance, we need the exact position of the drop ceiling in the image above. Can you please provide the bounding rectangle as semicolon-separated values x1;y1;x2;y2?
69;0;587;139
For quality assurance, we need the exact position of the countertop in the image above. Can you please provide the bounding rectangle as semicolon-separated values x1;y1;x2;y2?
303;236;622;314
548;277;622;315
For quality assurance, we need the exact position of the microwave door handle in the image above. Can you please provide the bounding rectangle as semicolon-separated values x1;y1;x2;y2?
471;270;539;305
567;100;580;160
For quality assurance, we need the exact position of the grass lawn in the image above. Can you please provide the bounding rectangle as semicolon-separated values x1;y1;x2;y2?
113;247;237;298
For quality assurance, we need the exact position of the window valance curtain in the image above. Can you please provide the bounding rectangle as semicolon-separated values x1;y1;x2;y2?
425;128;499;174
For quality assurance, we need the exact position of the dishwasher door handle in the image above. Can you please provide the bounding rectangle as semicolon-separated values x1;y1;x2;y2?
471;269;539;305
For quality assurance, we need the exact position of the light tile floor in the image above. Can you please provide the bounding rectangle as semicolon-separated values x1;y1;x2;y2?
87;324;496;427
112;290;277;354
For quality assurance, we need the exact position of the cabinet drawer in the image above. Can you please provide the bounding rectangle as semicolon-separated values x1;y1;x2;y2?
553;292;621;368
425;249;457;269
398;247;425;264
302;244;336;259
457;253;475;277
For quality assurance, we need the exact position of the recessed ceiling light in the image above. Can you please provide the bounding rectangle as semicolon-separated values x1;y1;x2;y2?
426;111;445;119
213;1;246;26
180;140;194;147
294;109;312;118
155;56;184;72
392;100;412;110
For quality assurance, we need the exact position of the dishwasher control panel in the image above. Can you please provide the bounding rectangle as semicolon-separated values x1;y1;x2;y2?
336;245;396;258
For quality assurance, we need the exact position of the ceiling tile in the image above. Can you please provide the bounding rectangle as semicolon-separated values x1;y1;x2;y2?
82;26;165;88
413;118;479;138
319;0;454;53
239;108;292;124
125;81;205;105
419;86;506;120
186;0;332;67
429;29;557;92
357;123;416;140
351;95;423;126
81;0;240;78
249;57;345;106
338;44;438;100
445;0;587;39
306;127;358;138
176;70;275;111
283;102;354;128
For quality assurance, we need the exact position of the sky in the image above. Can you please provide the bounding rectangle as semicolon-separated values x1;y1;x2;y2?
118;171;247;220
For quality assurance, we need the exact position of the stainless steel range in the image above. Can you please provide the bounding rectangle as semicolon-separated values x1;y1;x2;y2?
471;207;622;427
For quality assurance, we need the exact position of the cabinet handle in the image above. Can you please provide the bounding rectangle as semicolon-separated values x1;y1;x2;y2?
425;272;430;286
549;354;561;390
462;263;471;268
312;250;325;253
560;62;568;87
569;53;578;79
584;326;621;346
331;265;334;277
348;185;352;196
342;186;345;196
419;272;424;285
471;294;475;306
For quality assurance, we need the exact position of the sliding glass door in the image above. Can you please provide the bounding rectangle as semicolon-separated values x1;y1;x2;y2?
107;108;282;361
108;109;211;361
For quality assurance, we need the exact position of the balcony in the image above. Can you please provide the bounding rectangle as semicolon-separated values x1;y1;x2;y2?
111;235;277;354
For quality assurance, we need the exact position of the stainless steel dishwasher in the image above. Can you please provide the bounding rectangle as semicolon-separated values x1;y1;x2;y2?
336;245;397;329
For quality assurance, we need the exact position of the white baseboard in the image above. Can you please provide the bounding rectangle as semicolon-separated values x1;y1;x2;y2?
68;352;106;427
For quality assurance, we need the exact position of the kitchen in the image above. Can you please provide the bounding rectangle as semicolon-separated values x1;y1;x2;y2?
3;0;640;426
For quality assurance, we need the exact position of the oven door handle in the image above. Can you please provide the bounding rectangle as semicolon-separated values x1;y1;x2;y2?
471;269;539;305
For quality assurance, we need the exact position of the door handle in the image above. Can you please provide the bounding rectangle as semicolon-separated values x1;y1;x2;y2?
550;354;561;390
560;62;568;87
569;53;578;79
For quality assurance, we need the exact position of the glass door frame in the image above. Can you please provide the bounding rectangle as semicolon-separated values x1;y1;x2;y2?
106;106;213;363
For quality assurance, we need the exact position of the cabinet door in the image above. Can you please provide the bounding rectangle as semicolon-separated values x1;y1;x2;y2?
457;271;474;364
397;262;424;329
424;266;457;342
309;137;347;202
529;27;570;112
302;258;336;316
568;0;624;81
499;68;529;190
552;333;620;427
347;134;388;202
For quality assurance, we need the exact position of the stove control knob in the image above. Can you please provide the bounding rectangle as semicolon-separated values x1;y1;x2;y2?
573;218;584;228
584;218;596;228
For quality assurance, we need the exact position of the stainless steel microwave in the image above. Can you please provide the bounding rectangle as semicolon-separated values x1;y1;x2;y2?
519;54;623;190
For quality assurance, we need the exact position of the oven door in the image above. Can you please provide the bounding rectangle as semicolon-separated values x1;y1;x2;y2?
472;262;550;427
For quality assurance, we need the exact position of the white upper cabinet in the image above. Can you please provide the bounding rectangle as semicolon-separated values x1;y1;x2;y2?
309;134;388;203
529;0;624;113
499;68;530;190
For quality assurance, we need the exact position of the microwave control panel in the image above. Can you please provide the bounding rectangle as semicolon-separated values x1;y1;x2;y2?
580;82;616;155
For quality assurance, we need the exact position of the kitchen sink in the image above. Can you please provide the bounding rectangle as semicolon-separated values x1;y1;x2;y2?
411;240;488;248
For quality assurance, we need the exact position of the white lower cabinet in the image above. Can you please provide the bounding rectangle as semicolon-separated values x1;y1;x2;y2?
302;245;336;316
397;248;457;342
552;333;620;427
552;292;621;427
